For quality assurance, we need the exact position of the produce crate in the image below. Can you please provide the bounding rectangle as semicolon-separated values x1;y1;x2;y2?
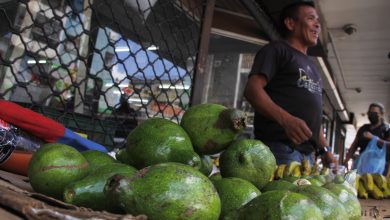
360;199;390;220
0;170;146;219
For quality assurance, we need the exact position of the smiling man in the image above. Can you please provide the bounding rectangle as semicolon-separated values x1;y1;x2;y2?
244;1;336;167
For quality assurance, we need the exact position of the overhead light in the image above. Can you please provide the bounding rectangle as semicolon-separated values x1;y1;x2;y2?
105;83;129;88
147;45;159;51
159;84;190;90
115;47;130;52
27;60;47;64
128;98;148;104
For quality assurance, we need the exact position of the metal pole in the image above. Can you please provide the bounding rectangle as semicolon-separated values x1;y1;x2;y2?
74;0;93;113
190;0;215;105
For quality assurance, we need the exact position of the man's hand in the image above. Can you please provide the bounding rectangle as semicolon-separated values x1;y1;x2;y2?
321;151;338;168
281;114;312;145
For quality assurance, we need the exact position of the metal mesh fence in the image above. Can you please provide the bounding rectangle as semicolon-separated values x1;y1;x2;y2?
0;0;205;149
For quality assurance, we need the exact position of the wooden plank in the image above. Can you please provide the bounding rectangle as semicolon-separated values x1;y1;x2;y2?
0;170;33;192
0;207;24;220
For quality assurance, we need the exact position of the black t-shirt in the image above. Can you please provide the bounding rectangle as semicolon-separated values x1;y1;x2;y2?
356;123;390;153
250;41;323;153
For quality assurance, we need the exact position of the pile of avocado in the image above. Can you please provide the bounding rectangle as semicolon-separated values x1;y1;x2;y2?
28;103;360;220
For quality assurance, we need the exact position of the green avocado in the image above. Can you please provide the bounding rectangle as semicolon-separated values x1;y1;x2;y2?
213;177;260;219
322;182;361;220
306;176;324;186
28;143;89;200
104;162;221;220
209;172;222;182
125;118;201;169
282;176;300;183
261;180;297;192
82;150;116;171
180;104;246;155
237;190;323;220
115;148;131;164
219;139;276;189
63;163;137;212
293;185;349;220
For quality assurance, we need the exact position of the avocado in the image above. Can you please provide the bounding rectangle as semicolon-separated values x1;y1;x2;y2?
306;176;324;186
293;185;349;220
322;182;361;220
115;148;131;164
237;190;323;220
63;163;137;212
209;172;222;182
82;150;116;172
213;177;260;219
261;180;297;192
28;143;89;200
181;104;246;155
219;139;276;189
124;118;200;169
104;162;221;219
282;176;300;183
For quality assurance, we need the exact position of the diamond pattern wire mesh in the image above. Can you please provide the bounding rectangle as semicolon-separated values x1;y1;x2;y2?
0;0;205;149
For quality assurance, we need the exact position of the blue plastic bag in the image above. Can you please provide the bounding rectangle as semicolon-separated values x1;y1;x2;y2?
354;136;386;175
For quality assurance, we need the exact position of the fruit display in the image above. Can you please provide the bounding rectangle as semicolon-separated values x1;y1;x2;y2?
23;104;370;219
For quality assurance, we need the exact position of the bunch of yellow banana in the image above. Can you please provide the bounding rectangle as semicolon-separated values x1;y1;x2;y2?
357;173;390;199
273;160;314;180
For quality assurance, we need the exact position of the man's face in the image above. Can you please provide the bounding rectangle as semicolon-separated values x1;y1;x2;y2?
291;6;321;46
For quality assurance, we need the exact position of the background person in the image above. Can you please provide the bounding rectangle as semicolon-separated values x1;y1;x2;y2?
344;102;390;174
244;1;336;167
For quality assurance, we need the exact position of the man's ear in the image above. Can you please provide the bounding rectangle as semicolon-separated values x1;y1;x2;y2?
284;17;295;32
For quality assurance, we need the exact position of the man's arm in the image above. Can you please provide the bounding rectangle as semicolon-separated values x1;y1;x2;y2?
317;126;337;167
362;131;390;148
244;74;312;145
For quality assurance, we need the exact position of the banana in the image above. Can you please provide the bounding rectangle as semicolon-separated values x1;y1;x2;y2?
311;162;319;176
382;186;390;198
356;175;360;191
368;183;384;200
274;164;286;180
283;161;301;178
372;173;387;191
357;179;368;199
300;159;311;176
361;173;374;191
320;167;329;176
292;165;301;177
386;177;390;189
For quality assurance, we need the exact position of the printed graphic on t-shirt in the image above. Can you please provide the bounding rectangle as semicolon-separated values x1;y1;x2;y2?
296;66;322;94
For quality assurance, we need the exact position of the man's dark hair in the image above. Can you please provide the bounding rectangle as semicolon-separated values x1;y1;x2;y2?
279;1;315;37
